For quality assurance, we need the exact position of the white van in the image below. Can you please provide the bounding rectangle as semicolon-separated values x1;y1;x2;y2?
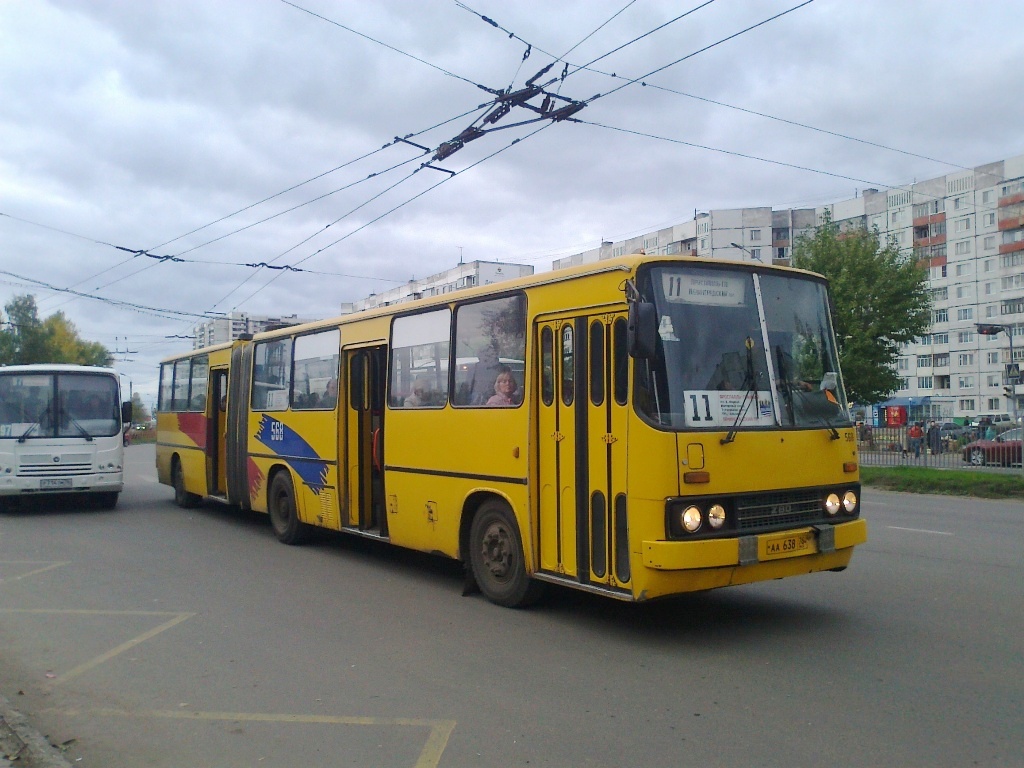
971;413;1012;427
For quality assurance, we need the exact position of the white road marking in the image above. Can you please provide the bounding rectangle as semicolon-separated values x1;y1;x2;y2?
887;526;953;536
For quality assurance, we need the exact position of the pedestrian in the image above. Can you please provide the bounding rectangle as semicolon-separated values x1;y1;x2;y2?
927;421;942;455
908;421;924;458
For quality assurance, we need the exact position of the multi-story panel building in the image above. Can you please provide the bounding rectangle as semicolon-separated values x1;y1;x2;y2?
192;313;316;349
340;261;533;314
554;153;1024;422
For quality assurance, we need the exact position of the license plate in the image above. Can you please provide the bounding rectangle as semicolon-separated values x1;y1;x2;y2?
760;530;813;561
40;478;73;490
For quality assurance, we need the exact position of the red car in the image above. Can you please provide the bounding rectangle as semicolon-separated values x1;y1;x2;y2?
962;427;1023;466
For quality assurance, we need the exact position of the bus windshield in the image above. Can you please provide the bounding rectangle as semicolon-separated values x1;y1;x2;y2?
634;264;851;431
0;371;121;440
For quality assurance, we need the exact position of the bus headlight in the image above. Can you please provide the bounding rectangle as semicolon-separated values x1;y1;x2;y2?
682;506;703;533
824;493;841;516
707;504;726;529
843;490;858;513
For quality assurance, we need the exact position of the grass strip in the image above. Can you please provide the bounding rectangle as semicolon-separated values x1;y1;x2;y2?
861;466;1024;500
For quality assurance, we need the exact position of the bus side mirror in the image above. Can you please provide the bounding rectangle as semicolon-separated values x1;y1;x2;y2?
121;401;133;425
627;302;658;359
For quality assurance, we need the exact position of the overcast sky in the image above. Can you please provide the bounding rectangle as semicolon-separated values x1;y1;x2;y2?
2;0;1022;404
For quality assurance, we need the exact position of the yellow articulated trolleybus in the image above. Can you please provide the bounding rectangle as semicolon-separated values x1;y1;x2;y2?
156;255;866;607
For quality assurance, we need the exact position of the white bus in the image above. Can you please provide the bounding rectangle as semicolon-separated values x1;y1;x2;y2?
0;364;132;509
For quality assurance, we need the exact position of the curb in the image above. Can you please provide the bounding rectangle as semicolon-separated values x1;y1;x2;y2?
0;693;72;768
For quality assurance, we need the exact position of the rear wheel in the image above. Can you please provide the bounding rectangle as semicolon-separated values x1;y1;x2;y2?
172;458;201;508
269;471;310;545
468;499;544;608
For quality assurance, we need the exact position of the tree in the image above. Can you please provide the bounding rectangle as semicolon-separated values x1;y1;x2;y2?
130;392;150;424
791;212;931;404
0;294;112;366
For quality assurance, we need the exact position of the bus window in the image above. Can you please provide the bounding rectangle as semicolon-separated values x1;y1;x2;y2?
292;330;340;409
452;294;525;407
589;320;605;407
541;326;554;407
172;359;191;411
561;324;574;407
190;354;209;412
390;308;451;408
613;317;628;406
159;363;173;412
252;338;293;411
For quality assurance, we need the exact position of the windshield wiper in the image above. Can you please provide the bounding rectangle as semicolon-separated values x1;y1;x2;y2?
816;410;841;440
721;337;758;445
775;346;795;425
64;409;94;441
18;403;51;442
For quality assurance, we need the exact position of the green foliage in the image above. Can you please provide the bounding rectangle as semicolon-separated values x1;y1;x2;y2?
0;294;112;366
130;392;150;424
792;212;931;404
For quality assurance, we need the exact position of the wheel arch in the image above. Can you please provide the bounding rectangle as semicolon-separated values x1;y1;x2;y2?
458;489;524;565
264;462;295;509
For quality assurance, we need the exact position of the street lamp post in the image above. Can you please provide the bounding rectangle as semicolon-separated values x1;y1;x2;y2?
730;242;762;262
976;323;1018;424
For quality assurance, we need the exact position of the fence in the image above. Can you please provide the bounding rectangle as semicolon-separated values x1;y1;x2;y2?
857;424;1024;471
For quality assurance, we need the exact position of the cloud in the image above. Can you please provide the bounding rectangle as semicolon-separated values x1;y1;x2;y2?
1;0;1022;402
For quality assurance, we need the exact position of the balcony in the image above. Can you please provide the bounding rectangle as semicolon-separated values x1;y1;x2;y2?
912;212;946;228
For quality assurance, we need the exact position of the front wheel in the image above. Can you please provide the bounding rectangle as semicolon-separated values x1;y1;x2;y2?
468;500;544;608
269;471;310;545
968;448;987;466
94;492;119;510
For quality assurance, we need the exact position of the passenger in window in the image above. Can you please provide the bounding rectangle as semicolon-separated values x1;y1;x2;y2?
486;367;519;407
469;344;504;405
83;394;106;419
404;376;433;407
320;378;339;408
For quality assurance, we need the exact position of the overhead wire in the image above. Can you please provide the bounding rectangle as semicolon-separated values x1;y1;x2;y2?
206;164;430;311
148;104;491;255
638;82;977;173
280;0;497;95
460;0;979;178
0;268;213;322
575;118;908;190
231;122;555;310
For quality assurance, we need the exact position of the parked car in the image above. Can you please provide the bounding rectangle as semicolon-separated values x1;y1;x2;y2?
962;427;1024;466
938;422;967;440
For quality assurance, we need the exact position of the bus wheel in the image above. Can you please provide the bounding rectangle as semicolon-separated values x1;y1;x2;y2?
269;472;310;545
172;459;201;508
469;500;544;608
95;492;119;510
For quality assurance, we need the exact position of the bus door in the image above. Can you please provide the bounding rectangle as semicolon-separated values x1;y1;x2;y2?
209;368;228;496
537;314;630;589
345;345;387;536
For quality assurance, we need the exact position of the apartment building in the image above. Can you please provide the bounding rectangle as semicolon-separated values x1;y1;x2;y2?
340;260;534;314
192;312;316;349
554;153;1024;421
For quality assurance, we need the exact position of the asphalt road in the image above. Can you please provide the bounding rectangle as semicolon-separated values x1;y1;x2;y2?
1;444;1022;767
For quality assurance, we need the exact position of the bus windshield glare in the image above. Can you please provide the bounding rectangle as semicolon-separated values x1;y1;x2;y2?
634;265;851;431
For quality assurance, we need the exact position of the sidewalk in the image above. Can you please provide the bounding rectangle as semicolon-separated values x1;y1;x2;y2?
0;693;71;768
